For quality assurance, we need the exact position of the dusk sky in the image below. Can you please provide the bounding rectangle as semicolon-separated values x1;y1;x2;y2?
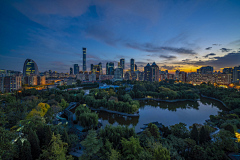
0;0;240;73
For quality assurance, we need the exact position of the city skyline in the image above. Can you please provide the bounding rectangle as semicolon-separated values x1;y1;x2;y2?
0;0;240;73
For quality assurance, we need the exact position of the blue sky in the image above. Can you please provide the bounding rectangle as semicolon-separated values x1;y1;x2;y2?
0;0;240;73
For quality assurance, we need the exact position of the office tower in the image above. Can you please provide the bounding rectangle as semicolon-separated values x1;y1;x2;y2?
130;58;135;72
70;67;73;75
0;69;6;77
223;67;233;82
106;63;109;75
165;70;168;74
91;63;102;74
118;62;120;68
179;72;187;82
120;58;125;70
106;62;114;75
83;47;87;71
175;70;180;80
144;62;159;82
135;64;137;71
74;64;79;75
198;66;213;74
23;59;39;76
91;64;94;71
49;70;52;74
114;68;123;79
144;63;151;81
99;62;102;75
233;66;240;81
0;76;22;93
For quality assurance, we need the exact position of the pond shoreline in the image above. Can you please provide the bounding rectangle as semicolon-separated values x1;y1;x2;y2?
133;98;199;102
88;106;140;117
200;94;229;109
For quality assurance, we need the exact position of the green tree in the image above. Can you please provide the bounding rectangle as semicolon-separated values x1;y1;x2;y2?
153;144;171;160
224;124;235;135
80;130;102;159
148;123;160;139
109;148;121;160
59;99;69;110
199;126;206;144
20;140;32;160
45;125;53;146
39;133;73;160
121;136;143;160
170;122;189;138
62;129;71;151
28;129;41;160
190;124;199;144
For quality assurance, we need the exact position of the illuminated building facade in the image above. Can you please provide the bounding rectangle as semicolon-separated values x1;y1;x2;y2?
130;58;135;72
83;48;87;71
74;64;79;75
0;76;22;93
233;66;240;82
106;62;114;75
120;58;125;70
23;59;39;76
91;63;102;75
114;68;123;80
70;67;73;75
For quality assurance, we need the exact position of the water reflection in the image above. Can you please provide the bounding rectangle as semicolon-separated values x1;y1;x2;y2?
97;96;226;132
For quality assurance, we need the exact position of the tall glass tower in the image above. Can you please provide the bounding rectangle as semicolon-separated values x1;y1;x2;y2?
83;48;87;71
74;64;79;75
120;58;125;70
23;59;39;76
130;58;135;72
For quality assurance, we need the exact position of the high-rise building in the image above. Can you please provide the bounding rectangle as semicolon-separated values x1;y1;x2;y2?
91;63;102;74
179;72;187;82
130;58;135;72
0;76;22;93
70;67;73;75
114;68;123;80
106;62;114;75
198;66;213;74
74;64;79;75
23;59;39;76
233;66;240;82
83;48;87;71
118;62;120;68
144;62;159;82
120;58;125;70
135;64;137;71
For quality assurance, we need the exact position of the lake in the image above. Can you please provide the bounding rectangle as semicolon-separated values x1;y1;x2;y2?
96;96;227;132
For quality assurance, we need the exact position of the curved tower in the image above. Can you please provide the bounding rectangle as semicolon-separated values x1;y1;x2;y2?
23;59;39;76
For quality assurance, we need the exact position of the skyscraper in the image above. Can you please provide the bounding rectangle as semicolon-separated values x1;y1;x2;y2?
233;66;240;81
23;59;39;76
120;58;125;70
91;63;102;74
83;47;87;71
70;67;73;75
130;58;135;72
135;64;137;71
106;62;114;75
144;62;159;82
74;64;79;75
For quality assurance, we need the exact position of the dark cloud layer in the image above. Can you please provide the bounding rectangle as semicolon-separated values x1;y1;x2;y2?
159;55;177;60
175;52;240;70
125;43;197;55
205;47;212;50
220;48;232;52
203;53;216;58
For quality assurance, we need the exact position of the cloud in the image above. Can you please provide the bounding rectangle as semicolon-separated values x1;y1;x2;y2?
125;42;197;55
173;52;240;70
220;48;232;52
160;65;182;70
182;59;191;61
203;53;216;58
159;55;177;60
205;47;212;50
212;44;222;46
